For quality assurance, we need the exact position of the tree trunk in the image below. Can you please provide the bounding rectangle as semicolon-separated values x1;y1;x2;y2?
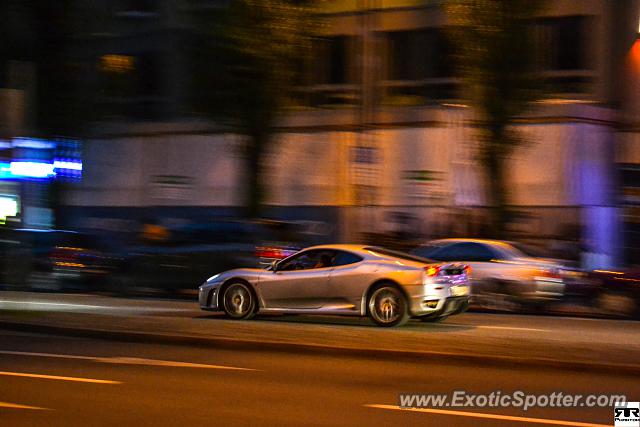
244;132;268;219
483;145;509;239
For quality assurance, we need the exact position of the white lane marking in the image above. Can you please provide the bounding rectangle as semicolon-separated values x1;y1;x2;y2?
478;326;549;332
441;324;549;332
0;351;259;371
0;350;94;360
0;401;49;410
0;371;121;384
0;300;190;312
365;404;609;427
96;357;258;371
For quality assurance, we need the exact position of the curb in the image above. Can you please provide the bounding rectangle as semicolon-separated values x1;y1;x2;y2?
1;320;639;376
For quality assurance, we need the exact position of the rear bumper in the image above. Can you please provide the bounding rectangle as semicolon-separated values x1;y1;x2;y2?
529;277;565;299
412;295;470;318
468;278;565;307
416;296;469;319
442;296;469;315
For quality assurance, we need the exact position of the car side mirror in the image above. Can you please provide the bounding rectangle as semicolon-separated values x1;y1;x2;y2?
270;259;279;272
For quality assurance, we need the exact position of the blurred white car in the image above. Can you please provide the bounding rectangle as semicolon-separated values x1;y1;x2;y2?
411;239;566;311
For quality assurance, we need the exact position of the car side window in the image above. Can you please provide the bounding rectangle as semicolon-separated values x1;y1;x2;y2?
429;243;496;262
333;251;363;267
278;250;336;271
278;251;318;271
421;244;459;261
411;244;444;259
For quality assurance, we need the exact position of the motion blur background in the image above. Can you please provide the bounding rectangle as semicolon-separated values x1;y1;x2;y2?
1;0;640;296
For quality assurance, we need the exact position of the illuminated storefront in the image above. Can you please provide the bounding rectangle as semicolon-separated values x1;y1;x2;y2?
0;137;82;228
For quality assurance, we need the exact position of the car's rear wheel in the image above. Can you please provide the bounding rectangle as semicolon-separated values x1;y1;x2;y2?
368;284;409;327
479;280;522;312
222;282;257;320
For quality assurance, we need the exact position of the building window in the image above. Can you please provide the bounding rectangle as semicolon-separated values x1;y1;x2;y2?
329;36;348;84
537;16;589;71
296;35;357;107
535;15;593;94
312;35;352;85
100;55;135;73
382;28;455;105
100;55;136;98
386;29;452;81
135;53;163;98
99;52;164;119
387;31;412;81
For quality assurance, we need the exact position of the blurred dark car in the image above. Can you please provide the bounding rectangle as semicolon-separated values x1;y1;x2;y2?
0;228;22;287
3;228;116;291
108;219;307;295
109;242;256;295
253;219;305;266
589;268;640;319
255;244;299;267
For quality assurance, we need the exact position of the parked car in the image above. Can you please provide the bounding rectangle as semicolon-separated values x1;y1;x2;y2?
108;219;283;295
199;244;471;327
255;244;300;267
3;229;116;291
410;238;571;311
110;242;256;295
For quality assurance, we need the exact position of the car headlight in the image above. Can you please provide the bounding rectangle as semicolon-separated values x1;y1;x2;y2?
207;274;220;282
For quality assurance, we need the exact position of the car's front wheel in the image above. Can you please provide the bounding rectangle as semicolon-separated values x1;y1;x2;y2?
222;282;257;320
368;284;409;327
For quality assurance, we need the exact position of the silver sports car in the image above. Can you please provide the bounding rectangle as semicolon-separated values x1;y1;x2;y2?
199;244;471;327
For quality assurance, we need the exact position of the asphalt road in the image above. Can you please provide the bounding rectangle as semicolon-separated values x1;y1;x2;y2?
1;330;638;427
0;292;640;345
1;293;639;359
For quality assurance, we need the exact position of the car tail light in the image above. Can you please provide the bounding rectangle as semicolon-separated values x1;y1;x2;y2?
50;247;79;262
464;265;472;276
538;268;561;279
424;266;440;277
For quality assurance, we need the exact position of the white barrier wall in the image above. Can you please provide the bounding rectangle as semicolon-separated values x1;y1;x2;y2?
68;133;243;207
71;119;615;210
264;131;353;206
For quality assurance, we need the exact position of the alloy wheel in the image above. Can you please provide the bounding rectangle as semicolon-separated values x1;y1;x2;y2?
222;283;255;319
368;286;408;327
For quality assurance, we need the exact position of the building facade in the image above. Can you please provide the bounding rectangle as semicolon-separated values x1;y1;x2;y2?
16;0;640;266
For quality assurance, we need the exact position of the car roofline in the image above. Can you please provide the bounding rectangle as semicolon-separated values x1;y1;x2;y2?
429;238;515;248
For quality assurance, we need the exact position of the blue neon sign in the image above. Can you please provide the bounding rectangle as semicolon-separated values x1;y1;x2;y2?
0;137;83;181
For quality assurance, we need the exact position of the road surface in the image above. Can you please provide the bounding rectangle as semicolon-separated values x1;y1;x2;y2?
1;330;638;427
1;292;639;367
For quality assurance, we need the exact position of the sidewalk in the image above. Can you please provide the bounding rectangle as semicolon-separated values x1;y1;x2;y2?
0;293;639;374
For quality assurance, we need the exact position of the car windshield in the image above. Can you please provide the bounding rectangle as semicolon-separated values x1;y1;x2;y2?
364;246;434;263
